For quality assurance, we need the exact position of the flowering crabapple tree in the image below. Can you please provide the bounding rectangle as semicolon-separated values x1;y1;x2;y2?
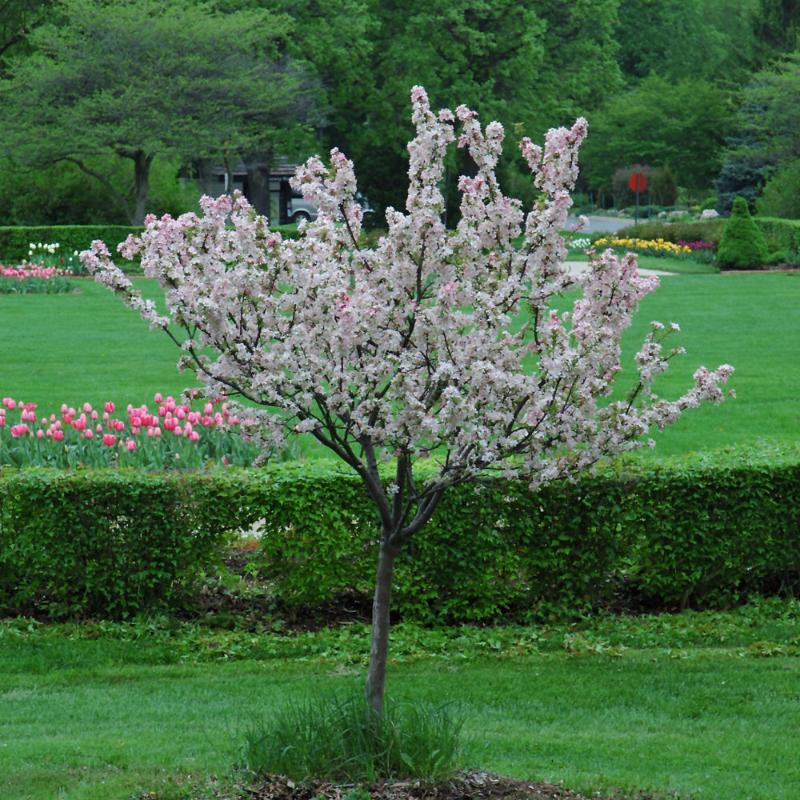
82;86;733;716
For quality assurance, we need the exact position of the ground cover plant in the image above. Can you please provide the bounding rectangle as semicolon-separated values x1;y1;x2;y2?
1;601;798;800
82;87;733;716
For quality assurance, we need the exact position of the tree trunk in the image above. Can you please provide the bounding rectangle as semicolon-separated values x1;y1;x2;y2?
365;536;398;717
132;151;153;225
243;151;273;217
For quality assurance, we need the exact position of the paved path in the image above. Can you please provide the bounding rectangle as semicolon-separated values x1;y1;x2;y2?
564;260;673;277
566;215;633;234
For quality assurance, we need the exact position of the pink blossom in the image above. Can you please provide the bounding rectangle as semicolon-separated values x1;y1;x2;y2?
102;434;116;446
104;401;115;413
82;85;733;537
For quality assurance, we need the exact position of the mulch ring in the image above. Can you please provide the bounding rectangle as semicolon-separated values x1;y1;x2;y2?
242;771;662;800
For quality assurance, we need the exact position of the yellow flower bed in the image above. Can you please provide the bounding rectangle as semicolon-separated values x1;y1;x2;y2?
594;237;692;256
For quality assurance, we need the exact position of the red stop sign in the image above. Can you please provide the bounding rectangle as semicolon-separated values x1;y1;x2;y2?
628;172;647;192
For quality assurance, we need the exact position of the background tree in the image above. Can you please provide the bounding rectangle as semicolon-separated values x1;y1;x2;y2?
751;0;800;59
334;0;622;218
0;0;320;223
581;75;732;201
615;0;760;84
716;52;800;212
83;88;733;715
0;0;50;74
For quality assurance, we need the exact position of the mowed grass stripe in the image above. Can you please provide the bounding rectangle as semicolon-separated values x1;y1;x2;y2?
1;651;798;800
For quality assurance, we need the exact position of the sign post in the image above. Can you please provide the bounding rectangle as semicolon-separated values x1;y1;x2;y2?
628;171;648;225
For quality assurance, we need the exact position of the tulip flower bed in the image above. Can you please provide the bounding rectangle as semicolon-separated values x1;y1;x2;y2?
0;392;261;469
0;264;73;294
593;236;693;258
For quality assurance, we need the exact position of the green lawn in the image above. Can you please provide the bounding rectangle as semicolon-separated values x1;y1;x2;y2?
1;604;799;800
1;273;798;458
568;253;718;275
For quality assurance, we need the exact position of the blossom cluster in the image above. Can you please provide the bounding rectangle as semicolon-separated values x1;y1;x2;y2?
594;237;692;257
83;85;732;517
0;393;262;469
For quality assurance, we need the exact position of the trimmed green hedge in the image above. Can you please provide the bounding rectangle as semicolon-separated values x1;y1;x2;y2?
617;219;726;246
0;223;302;266
0;470;246;618
2;449;799;620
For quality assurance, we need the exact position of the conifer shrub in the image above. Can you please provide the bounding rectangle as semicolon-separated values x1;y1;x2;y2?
717;196;769;269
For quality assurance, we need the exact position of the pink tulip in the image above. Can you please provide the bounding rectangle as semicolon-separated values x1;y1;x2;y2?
154;392;163;403
102;434;116;446
10;424;28;437
0;416;5;428
203;402;213;414
84;429;93;439
125;439;136;452
36;429;44;439
158;405;167;417
91;410;98;420
163;416;177;431
53;429;64;442
72;416;86;431
174;425;183;436
201;415;213;427
104;401;115;413
96;423;103;432
175;406;186;420
83;402;92;413
189;430;200;442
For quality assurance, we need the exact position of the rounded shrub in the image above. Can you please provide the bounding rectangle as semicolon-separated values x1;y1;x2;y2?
717;196;769;269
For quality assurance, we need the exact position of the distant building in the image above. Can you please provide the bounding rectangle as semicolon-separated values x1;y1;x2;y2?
196;159;317;225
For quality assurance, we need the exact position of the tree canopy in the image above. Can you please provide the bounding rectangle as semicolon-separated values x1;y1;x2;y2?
581;75;732;197
0;0;320;222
